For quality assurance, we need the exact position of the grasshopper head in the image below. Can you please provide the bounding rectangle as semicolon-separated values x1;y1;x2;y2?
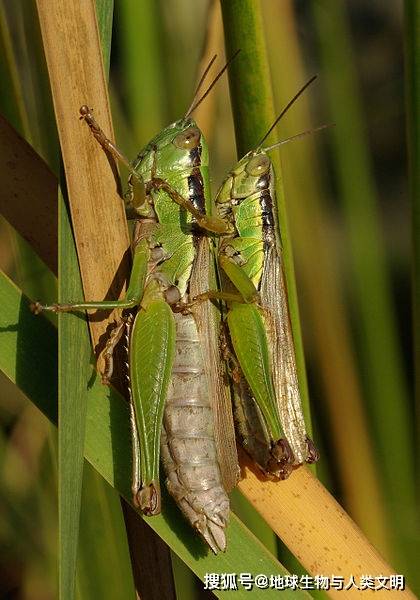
216;149;273;213
133;118;209;181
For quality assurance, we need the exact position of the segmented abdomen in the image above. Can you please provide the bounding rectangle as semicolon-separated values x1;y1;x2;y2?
160;312;229;553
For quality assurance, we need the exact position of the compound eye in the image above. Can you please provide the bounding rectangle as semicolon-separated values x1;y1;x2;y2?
245;154;270;176
173;126;201;149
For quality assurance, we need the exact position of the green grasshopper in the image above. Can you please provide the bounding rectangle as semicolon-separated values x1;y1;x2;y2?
192;78;324;480
32;57;239;553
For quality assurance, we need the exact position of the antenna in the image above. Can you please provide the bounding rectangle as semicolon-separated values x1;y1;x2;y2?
263;123;334;152
185;49;241;119
256;75;318;149
184;54;217;119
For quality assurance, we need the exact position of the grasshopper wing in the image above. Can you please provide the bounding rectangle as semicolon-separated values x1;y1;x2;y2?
260;243;309;464
190;236;240;492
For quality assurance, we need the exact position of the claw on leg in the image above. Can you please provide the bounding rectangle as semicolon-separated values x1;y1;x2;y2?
134;481;161;516
305;437;320;464
30;302;43;315
266;438;295;480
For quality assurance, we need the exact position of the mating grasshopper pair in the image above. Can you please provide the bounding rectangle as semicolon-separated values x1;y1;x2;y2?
33;57;319;553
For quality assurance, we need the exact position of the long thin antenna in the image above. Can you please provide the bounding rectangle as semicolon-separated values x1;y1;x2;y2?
263;123;334;153
184;54;218;119
256;75;318;149
185;49;241;119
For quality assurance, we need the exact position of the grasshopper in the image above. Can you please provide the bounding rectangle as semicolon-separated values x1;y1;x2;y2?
192;78;325;480
32;57;239;553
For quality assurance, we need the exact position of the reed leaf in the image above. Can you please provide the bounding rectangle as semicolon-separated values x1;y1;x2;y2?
76;463;135;600
116;0;167;144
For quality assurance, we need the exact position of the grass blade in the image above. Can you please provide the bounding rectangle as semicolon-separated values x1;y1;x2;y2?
0;114;58;275
0;3;30;136
76;463;135;600
116;0;167;143
58;191;91;600
95;0;114;76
